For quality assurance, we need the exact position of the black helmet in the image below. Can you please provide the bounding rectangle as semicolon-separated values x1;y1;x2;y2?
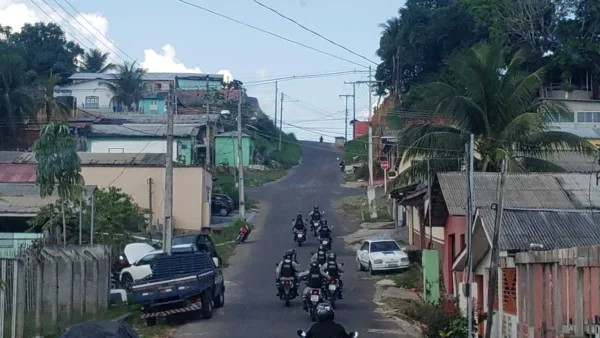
284;249;295;259
314;205;319;210
318;244;325;251
310;260;319;269
327;252;336;261
316;302;334;322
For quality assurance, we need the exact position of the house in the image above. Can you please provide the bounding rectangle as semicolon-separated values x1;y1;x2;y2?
452;208;600;337
77;152;212;232
542;79;600;131
395;172;600;297
55;72;224;113
0;183;96;255
352;121;369;139
334;137;345;148
84;122;211;165
138;91;169;115
214;131;253;167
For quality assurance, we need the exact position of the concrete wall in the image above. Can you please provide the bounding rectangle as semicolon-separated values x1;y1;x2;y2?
87;138;194;164
138;98;166;115
55;80;114;110
81;166;212;230
214;136;253;167
514;245;600;337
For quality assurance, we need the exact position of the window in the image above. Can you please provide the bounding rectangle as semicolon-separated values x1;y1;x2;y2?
154;83;162;90
369;241;400;253
85;96;99;109
136;253;157;265
460;234;465;251
501;268;517;315
577;112;600;123
149;100;158;113
449;234;456;259
108;148;124;153
360;242;369;251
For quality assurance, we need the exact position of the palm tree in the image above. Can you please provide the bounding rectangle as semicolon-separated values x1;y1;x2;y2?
394;42;593;185
38;72;69;121
100;61;146;111
0;54;33;136
80;49;116;73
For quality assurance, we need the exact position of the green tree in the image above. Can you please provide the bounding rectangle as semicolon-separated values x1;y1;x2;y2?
100;61;146;111
38;73;69;121
10;22;83;82
0;54;34;147
394;42;593;184
34;123;83;245
80;48;116;73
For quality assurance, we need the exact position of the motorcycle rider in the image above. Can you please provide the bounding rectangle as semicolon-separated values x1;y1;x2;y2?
275;249;301;297
292;212;307;239
298;260;330;310
305;303;352;338
311;244;328;266
316;220;332;244
308;205;323;223
321;252;344;299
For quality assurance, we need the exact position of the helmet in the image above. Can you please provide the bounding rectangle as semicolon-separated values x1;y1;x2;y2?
318;244;325;251
284;249;295;259
327;252;336;261
314;205;319;210
316;302;334;322
310;260;319;269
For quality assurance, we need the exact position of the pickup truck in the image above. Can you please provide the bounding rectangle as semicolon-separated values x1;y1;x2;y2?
131;244;225;326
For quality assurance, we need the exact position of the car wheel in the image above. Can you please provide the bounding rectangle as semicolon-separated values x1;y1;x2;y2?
368;262;376;276
121;273;133;291
219;208;228;216
356;258;365;271
213;291;225;308
201;289;213;319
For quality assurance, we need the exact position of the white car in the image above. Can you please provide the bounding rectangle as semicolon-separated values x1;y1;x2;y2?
356;239;409;275
120;243;162;289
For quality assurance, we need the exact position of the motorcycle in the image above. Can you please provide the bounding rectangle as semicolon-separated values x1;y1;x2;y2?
318;236;332;251
279;277;298;307
309;220;319;236
236;224;251;244
325;278;340;309
294;229;306;247
305;288;325;322
297;330;358;337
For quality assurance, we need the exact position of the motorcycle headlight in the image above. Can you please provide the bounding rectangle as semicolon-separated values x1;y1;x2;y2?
373;259;383;264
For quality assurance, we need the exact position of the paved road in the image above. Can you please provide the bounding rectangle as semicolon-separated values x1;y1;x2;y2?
175;142;405;337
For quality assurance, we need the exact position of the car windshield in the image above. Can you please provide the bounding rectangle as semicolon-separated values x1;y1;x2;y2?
370;241;400;253
172;235;195;246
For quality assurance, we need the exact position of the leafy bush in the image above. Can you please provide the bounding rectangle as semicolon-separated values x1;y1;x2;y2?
343;135;368;163
393;265;423;290
421;298;476;338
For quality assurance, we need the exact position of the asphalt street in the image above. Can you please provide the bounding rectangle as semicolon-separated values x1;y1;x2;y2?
174;142;406;337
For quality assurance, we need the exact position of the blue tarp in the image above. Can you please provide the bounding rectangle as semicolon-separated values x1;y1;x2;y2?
60;320;139;338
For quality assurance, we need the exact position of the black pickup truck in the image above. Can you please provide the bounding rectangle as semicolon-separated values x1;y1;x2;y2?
131;244;225;326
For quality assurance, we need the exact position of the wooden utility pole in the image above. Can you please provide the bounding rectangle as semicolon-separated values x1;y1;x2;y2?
485;157;507;338
237;89;246;220
163;78;175;252
274;81;278;126
279;92;284;151
148;177;153;236
344;81;357;140
339;94;353;141
466;134;475;337
205;75;212;167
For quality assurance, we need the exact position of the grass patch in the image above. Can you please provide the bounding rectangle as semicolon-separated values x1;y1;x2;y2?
342;195;393;222
392;265;423;290
245;169;286;187
246;199;260;210
211;219;254;267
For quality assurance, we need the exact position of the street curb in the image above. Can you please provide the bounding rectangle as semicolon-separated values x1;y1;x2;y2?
113;311;135;322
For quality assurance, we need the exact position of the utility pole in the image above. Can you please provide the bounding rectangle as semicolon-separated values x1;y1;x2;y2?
427;159;432;249
205;76;212;167
274;81;278;127
339;94;353;141
354;67;378;218
237;89;246;220
148;177;153;238
279;92;284;151
466;134;475;338
485;156;507;338
344;81;357;139
163;77;175;253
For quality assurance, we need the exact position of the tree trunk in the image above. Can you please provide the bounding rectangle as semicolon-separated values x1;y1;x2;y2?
61;199;67;246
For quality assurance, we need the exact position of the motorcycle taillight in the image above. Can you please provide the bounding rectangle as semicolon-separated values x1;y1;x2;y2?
330;280;336;284
312;290;319;295
284;280;291;285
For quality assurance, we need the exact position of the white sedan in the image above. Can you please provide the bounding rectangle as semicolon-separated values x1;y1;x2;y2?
356;239;410;275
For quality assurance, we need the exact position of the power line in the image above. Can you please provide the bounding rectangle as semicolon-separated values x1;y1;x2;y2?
61;0;136;63
174;0;368;69
252;0;377;66
244;70;369;86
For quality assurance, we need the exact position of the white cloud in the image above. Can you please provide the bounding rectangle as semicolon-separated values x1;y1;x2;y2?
217;69;233;83
0;2;38;31
256;68;268;81
141;44;202;73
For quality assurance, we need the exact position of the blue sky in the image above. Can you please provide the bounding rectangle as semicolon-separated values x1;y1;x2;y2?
0;0;404;141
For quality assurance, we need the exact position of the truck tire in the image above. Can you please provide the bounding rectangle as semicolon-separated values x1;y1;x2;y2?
213;284;225;308
201;289;213;319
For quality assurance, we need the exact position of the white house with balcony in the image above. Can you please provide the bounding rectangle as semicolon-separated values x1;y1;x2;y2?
54;72;224;114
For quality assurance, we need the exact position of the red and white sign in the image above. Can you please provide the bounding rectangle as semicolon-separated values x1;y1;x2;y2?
381;161;389;171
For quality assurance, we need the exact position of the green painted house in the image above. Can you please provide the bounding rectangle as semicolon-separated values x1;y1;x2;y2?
138;91;168;115
214;131;253;167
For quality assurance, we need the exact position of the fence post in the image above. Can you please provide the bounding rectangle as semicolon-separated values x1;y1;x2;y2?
0;260;6;338
575;267;584;336
41;250;59;328
76;251;86;316
35;258;43;337
14;259;26;338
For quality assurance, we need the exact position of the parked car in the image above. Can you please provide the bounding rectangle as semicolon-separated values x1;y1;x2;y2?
120;248;163;290
212;194;234;216
356;239;409;275
172;233;222;266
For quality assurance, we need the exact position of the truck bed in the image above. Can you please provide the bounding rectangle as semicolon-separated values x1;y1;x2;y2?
131;251;215;309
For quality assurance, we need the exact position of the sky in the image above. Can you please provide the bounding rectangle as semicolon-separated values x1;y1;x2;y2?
0;0;403;141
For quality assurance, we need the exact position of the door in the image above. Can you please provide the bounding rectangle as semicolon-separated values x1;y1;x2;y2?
358;242;369;265
130;253;157;281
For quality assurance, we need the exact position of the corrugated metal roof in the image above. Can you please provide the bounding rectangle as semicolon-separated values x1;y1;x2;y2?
559;128;600;139
0;151;29;164
216;131;250;138
437;172;600;215
95;114;217;125
0;164;36;183
0;195;58;214
89;124;199;137
525;151;597;172
78;153;166;166
68;72;224;81
479;208;600;251
140;91;169;100
0;183;96;197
